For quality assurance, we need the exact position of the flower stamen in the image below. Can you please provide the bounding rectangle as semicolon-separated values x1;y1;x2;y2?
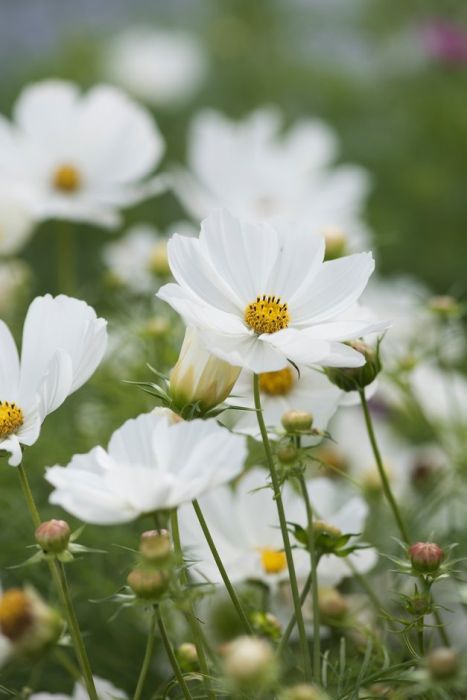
259;368;294;396
0;401;23;438
52;164;81;193
259;548;288;575
244;295;290;335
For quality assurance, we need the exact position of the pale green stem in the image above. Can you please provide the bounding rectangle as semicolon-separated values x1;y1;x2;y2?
253;374;312;682
133;608;157;700
192;499;253;635
57;221;76;295
278;572;312;652
155;605;192;700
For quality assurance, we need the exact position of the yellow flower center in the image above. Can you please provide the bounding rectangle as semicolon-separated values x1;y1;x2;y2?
259;367;294;396
0;401;24;438
244;295;289;335
52;164;81;193
0;589;32;641
259;548;288;575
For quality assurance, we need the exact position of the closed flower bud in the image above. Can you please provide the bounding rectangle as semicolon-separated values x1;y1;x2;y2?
251;611;282;640
323;226;347;260
223;636;276;691
408;542;444;574
144;316;170;338
35;519;71;554
318;587;349;621
139;530;172;564
427;647;460;679
280;684;330;700
277;444;298;464
325;340;382;392
281;409;313;433
428;295;460;318
177;642;199;671
148;240;170;276
0;587;62;659
127;568;169;600
170;327;241;413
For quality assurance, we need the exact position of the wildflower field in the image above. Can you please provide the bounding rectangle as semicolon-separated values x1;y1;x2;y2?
1;1;467;699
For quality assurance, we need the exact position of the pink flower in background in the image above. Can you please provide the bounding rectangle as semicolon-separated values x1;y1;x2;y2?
422;20;467;65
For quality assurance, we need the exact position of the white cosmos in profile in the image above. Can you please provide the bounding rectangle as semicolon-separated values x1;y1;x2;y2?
46;412;247;524
157;209;382;374
0;80;165;228
0;295;107;466
173;108;371;251
178;467;376;587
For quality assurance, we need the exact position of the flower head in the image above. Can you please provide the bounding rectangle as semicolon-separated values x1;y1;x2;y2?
46;411;247;524
158;210;382;374
0;294;107;466
0;80;165;228
409;542;444;574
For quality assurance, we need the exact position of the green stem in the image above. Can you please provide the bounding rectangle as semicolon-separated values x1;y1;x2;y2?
278;572;312;652
16;463;98;700
192;499;253;635
170;510;215;699
57;221;76;295
53;648;82;682
253;374;312;682
155;605;192;700
358;389;410;543
298;474;321;683
133;608;157;700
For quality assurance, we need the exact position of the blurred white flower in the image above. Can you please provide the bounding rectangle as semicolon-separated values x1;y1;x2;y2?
46;412;247;524
0;194;35;255
103;27;207;107
178;467;376;587
158;209;381;374
173;108;371;251
0;259;31;314
409;362;467;432
0;295;107;466
0;80;165;228
31;677;127;700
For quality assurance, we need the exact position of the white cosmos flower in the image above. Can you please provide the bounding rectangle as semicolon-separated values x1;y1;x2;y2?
31;677;127;700
46;412;247;524
157;209;381;374
0;193;35;255
173;108;371;251
178;467;376;587
0;80;165;228
102;27;207;108
0;295;107;466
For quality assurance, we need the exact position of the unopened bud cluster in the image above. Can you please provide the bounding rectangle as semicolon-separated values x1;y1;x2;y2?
127;530;174;601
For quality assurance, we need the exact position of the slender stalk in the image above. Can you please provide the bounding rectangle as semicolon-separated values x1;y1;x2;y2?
192;499;253;635
358;389;410;543
133;607;157;700
278;572;312;651
155;605;192;700
299;474;321;683
16;463;98;700
170;510;216;700
253;374;312;682
53;648;82;682
57;221;76;295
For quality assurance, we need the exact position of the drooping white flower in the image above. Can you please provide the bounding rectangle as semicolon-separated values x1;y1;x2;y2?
46;412;247;524
0;193;35;255
30;677;127;700
102;27;207;108
173;108;371;251
157;209;382;374
0;80;165;228
0;294;107;466
178;467;376;587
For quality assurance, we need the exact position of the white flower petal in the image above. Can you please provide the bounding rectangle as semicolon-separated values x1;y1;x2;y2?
0;320;20;400
201;330;288;373
0;433;23;466
157;283;245;334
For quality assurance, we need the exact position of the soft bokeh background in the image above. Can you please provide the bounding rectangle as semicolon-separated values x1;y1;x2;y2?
1;0;467;694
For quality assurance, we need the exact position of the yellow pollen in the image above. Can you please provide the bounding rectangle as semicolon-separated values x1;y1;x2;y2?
0;401;23;438
259;367;294;396
0;589;32;641
52;164;81;192
259;548;288;575
244;295;290;335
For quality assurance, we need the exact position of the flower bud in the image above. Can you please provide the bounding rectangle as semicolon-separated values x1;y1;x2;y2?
318;587;349;622
177;642;199;671
170;327;241;413
127;568;169;600
143;316;170;338
427;647;460;679
139;530;172;564
428;295;460;318
149;241;170;276
281;409;313;433
408;542;444;574
0;587;62;659
35;519;71;554
323;227;347;260
280;684;330;700
222;636;276;691
325;341;382;392
277;444;298;464
251;611;282;640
